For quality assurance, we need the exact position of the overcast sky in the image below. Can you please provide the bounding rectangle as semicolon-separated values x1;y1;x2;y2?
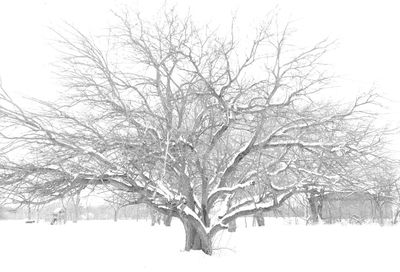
0;0;399;153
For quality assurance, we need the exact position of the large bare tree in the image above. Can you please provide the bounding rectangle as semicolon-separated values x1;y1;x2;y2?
0;7;394;254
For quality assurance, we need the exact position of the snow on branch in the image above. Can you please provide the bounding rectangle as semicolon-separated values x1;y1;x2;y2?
219;128;261;188
178;203;208;231
258;139;336;150
266;161;291;177
292;165;340;181
207;171;257;206
204;122;230;156
227;191;293;220
209;190;295;236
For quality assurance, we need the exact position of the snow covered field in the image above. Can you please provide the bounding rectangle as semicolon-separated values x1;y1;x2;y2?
1;219;399;272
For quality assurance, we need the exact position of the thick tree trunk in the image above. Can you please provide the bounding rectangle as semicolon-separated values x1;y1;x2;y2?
182;219;212;255
180;179;212;254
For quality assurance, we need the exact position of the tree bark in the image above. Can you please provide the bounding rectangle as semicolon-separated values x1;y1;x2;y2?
182;218;212;255
180;179;212;254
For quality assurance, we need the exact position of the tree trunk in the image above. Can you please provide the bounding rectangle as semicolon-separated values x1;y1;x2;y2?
163;213;172;226
182;218;212;255
393;209;400;224
308;196;319;224
73;206;79;223
307;192;324;224
60;198;67;224
150;209;161;226
0;206;4;220
377;204;384;226
253;212;265;226
228;219;237;232
114;208;119;222
27;204;32;221
35;206;42;223
72;194;81;223
180;180;212;255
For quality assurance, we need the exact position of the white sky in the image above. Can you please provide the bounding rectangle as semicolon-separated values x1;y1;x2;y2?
0;0;399;152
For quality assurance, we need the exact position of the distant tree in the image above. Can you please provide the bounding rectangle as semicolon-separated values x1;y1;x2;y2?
284;117;399;224
391;182;400;224
104;192;133;222
67;186;84;223
0;7;394;254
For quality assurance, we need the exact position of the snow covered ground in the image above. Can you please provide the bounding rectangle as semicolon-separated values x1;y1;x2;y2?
1;218;399;272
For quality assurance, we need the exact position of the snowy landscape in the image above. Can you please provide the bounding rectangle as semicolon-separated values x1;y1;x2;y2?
2;218;399;272
1;0;400;270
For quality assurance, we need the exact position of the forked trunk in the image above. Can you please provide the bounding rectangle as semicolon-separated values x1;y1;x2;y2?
180;182;212;254
182;218;212;255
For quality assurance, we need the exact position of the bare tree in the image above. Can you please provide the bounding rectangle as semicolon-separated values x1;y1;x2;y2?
104;191;133;222
283;113;399;224
391;182;400;224
0;7;394;254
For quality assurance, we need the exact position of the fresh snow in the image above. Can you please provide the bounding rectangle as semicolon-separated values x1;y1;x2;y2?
180;205;208;231
208;179;255;199
0;219;399;272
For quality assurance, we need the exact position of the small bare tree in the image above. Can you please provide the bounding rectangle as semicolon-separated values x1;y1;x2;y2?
104;192;134;222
